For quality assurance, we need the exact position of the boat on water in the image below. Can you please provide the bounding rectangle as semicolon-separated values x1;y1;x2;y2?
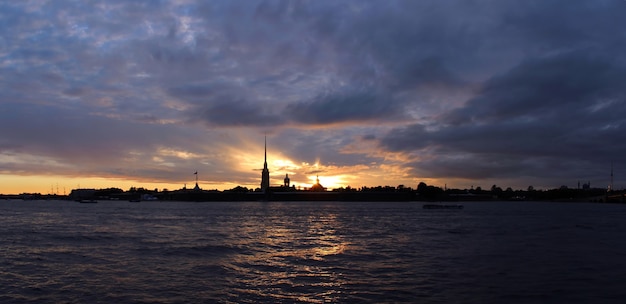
78;199;98;204
423;204;464;209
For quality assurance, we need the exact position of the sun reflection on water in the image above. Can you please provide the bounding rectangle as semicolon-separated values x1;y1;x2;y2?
223;205;354;303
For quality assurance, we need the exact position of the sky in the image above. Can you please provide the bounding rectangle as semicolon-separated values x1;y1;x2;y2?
1;0;626;194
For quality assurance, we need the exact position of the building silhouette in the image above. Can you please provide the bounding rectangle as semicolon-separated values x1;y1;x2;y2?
260;136;270;192
260;137;326;193
284;174;290;187
310;175;326;192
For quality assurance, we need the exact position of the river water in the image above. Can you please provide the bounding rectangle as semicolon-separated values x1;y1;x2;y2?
1;200;626;303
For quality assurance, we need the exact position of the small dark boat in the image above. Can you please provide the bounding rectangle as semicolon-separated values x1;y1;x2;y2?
78;199;98;204
423;204;463;209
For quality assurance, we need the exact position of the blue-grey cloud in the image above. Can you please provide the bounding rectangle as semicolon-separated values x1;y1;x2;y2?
285;88;402;125
381;51;626;188
1;0;626;190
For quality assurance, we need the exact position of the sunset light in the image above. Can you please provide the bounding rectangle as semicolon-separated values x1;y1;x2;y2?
3;1;626;303
0;0;624;194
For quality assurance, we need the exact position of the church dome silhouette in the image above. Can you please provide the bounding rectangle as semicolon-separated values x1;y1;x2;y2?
310;175;326;192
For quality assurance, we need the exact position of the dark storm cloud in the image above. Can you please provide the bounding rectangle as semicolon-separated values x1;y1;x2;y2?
196;100;284;127
381;50;626;187
167;83;285;127
63;87;89;97
2;0;626;189
285;88;402;125
167;0;487;127
442;52;626;126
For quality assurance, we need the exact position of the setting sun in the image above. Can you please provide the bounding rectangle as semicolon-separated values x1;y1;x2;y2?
298;175;348;190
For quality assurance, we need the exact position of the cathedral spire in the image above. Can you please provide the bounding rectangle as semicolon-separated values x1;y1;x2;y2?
260;135;270;191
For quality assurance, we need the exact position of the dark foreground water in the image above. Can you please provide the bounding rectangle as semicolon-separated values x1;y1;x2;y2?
2;200;626;303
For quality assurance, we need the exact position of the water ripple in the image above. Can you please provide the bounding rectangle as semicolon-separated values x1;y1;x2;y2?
2;200;626;303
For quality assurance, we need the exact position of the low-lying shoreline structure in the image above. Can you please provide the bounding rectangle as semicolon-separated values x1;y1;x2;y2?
2;186;625;203
2;138;623;203
165;189;417;202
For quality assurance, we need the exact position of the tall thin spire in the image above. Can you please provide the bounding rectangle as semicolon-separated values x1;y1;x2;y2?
260;135;270;191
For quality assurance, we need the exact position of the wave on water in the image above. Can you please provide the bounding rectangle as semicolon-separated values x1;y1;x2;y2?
2;200;626;303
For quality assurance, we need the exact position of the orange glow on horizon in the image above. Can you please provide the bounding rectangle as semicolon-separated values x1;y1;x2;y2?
0;143;427;194
309;175;342;189
0;174;189;195
0;171;429;195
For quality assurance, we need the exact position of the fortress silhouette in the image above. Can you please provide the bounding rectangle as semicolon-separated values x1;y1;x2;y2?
59;138;622;203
